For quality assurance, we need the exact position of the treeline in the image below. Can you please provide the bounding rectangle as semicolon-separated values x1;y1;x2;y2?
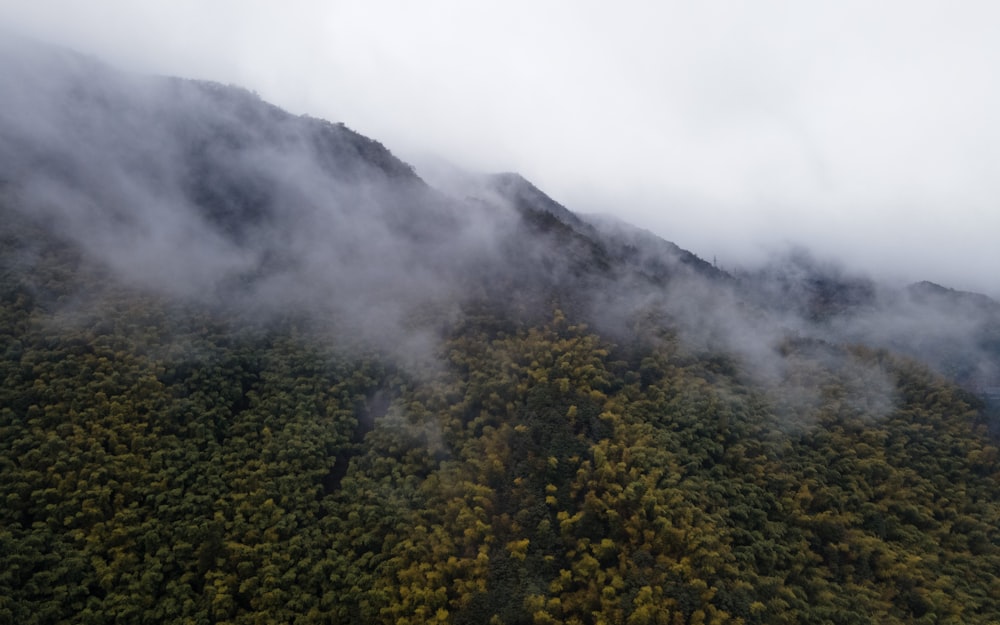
1;219;999;624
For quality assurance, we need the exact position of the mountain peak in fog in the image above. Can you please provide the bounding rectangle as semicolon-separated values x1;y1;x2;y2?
1;38;998;399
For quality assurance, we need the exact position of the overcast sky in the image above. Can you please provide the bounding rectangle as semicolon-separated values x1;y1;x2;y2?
2;1;999;295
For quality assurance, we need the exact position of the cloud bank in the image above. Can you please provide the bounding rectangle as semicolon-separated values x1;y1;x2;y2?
3;36;998;432
1;1;998;296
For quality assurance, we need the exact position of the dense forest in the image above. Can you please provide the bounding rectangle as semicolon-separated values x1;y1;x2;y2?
2;200;999;624
2;41;1000;624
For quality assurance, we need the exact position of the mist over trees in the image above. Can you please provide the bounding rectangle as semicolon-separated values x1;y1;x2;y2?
1;40;999;624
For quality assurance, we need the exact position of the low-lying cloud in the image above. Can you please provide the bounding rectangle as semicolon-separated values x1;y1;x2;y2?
2;39;997;428
4;1;997;295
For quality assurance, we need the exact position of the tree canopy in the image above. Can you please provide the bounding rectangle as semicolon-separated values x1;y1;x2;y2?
1;223;998;624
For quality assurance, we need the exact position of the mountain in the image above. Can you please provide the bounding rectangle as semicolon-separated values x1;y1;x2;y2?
1;41;999;625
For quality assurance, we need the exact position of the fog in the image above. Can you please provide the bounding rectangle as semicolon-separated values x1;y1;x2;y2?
1;1;998;297
0;39;524;369
1;35;997;425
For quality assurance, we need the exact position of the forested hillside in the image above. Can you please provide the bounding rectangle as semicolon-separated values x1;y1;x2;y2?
1;42;999;624
3;198;1000;624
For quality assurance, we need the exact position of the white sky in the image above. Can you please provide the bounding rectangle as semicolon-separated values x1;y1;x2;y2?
2;1;999;295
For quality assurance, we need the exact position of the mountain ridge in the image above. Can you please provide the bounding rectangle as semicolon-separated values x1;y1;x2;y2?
2;39;997;396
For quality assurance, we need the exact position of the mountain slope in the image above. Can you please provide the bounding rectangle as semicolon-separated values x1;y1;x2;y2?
1;41;999;625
